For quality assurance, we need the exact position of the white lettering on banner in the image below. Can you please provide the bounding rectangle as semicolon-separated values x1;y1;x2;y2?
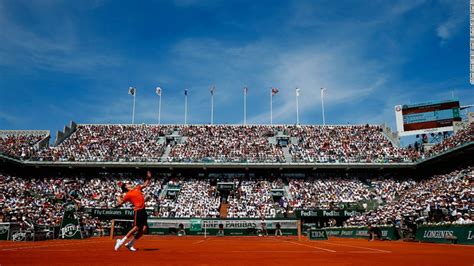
61;224;79;238
468;231;473;240
326;230;340;236
341;231;353;236
311;231;326;238
423;230;454;239
323;210;339;216
147;219;298;230
301;210;318;217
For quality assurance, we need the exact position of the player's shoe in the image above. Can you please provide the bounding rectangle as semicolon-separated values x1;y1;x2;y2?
114;239;125;251
125;242;137;252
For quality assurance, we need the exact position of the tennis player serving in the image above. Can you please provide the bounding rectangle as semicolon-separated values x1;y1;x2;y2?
114;170;152;252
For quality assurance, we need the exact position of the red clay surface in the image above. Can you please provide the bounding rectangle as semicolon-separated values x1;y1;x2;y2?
0;236;473;266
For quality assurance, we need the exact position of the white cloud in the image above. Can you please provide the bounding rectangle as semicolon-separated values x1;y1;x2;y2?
436;0;466;44
0;1;121;72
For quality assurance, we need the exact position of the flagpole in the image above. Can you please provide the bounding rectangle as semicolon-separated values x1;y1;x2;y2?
321;88;326;126
185;90;188;125
244;87;247;125
128;87;136;124
270;89;273;125
211;86;214;125
296;88;299;125
158;93;162;125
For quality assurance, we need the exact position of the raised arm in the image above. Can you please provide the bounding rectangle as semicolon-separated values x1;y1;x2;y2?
141;170;152;189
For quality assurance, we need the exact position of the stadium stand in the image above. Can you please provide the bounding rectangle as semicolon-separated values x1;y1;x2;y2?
424;122;474;158
0;122;472;239
286;125;419;163
0;123;471;163
0;131;49;160
1;168;472;231
168;125;284;163
346;167;473;226
35;125;171;162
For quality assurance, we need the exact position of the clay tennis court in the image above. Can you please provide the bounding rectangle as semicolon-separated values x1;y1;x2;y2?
0;236;473;265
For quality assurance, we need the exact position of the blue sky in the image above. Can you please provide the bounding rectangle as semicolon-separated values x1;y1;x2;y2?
0;0;472;139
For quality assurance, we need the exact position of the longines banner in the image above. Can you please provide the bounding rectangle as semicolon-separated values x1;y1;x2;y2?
415;224;474;245
296;209;364;218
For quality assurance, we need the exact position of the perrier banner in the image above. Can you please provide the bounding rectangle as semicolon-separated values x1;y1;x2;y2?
60;202;82;239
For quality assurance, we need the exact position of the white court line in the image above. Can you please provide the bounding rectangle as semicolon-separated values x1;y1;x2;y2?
320;242;392;253
0;240;105;251
192;240;207;244
284;240;337;253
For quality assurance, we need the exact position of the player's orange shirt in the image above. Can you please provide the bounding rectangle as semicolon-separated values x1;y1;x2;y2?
123;185;145;211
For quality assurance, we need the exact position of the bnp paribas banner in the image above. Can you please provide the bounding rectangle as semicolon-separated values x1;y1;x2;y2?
415;224;474;245
60;203;82;239
147;218;299;236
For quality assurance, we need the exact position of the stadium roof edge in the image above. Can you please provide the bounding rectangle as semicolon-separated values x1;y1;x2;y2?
0;130;50;135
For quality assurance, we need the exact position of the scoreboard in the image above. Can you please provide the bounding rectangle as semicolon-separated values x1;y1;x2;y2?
395;100;461;136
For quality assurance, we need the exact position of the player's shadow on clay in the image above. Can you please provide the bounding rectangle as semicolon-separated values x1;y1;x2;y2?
141;248;160;251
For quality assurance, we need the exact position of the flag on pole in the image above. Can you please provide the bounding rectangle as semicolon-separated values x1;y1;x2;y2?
156;87;162;96
271;87;279;96
243;87;248;94
210;86;215;95
128;87;136;96
184;89;188;96
296;88;301;96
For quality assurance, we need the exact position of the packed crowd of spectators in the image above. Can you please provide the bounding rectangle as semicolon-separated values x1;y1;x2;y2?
34;125;171;162
227;179;283;218
0;133;46;159
158;178;221;218
287;125;419;163
346;167;473;226
1;168;472;231
0;173;163;227
168;125;284;163
365;177;416;204
1;123;471;163
288;177;374;209
424;123;474;158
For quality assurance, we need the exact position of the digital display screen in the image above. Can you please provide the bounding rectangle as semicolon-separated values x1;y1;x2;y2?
400;100;461;132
